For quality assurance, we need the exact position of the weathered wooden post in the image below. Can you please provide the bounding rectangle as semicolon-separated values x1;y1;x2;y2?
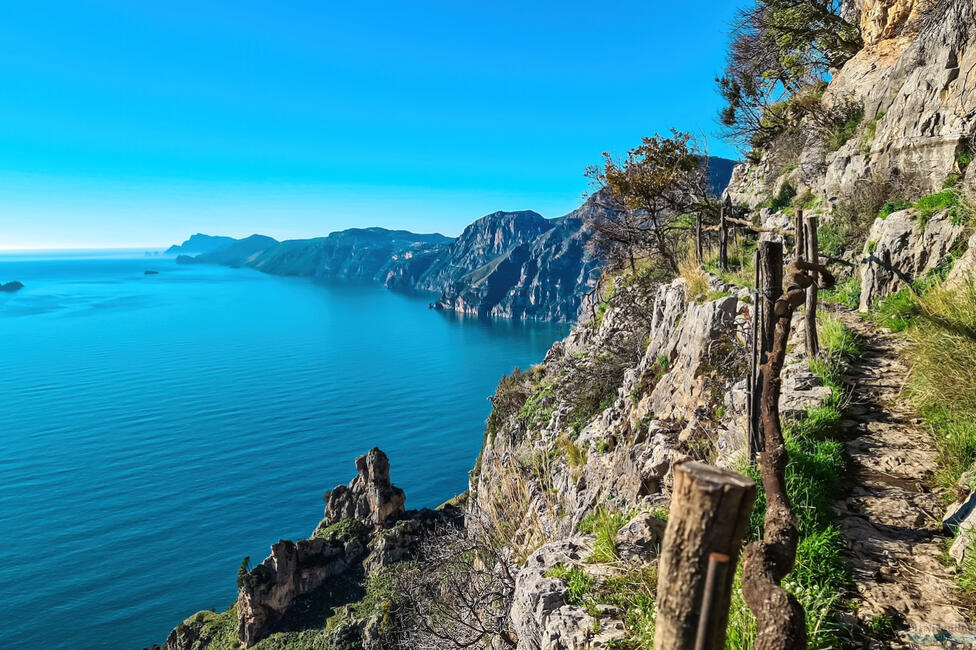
742;244;835;650
748;241;783;459
758;241;782;379
654;461;756;650
794;208;805;261
696;212;704;265
804;215;820;359
719;197;730;271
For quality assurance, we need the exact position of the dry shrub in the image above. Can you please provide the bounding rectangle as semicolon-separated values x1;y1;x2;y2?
679;254;708;302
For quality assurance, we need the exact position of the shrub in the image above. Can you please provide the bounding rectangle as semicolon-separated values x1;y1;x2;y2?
877;199;910;219
769;182;797;212
914;188;974;226
826;105;864;152
957;147;974;171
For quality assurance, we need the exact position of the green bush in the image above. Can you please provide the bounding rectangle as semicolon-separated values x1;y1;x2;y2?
877;199;910;219
957;147;974;171
826;106;864;152
914;188;974;226
769;182;797;212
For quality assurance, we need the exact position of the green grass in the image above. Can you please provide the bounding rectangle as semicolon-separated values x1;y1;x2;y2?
904;281;976;490
821;275;861;309
546;565;594;606
877;199;910;220
313;517;368;540
818;312;863;361
871;287;918;332
578;508;628;563
914;188;974;226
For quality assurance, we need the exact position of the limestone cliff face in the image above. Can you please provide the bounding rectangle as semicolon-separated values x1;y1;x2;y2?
432;199;605;321
410;210;555;293
729;0;976;208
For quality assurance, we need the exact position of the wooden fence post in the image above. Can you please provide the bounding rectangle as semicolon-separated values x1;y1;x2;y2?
794;209;805;261
804;215;820;359
696;212;704;265
719;197;730;271
655;461;756;650
748;241;783;459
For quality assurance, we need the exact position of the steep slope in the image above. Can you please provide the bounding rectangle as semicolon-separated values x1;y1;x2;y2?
410;210;555;293
432;197;606;321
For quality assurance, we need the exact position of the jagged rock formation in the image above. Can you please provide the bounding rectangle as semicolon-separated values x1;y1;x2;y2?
411;210;554;292
322;448;406;532
729;0;976;209
432;199;604;321
166;448;459;650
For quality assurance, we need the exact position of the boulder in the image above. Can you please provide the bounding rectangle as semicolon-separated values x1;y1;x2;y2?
859;209;966;311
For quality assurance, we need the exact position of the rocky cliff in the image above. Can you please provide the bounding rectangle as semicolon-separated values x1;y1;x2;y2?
171;158;736;324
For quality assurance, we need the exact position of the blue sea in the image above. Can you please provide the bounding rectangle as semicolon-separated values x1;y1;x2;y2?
0;251;566;649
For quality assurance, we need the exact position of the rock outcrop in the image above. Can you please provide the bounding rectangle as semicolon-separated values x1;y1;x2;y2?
322;447;406;532
169;448;432;650
858;208;967;310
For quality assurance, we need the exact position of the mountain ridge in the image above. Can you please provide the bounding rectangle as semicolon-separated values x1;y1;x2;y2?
170;156;736;323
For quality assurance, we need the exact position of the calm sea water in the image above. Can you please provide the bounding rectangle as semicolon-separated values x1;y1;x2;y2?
0;251;566;649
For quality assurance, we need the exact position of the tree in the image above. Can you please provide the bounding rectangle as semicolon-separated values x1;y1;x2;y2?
586;130;715;274
718;0;861;150
391;523;518;649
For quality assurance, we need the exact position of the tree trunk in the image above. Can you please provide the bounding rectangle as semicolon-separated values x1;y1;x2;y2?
804;215;820;359
719;201;729;271
655;461;756;650
742;245;813;650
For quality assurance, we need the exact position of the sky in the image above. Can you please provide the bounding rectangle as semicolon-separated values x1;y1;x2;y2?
0;0;741;249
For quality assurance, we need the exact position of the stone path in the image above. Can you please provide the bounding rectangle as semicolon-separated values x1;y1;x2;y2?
831;310;971;648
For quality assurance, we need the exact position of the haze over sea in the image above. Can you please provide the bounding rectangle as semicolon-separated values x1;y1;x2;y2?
0;251;566;649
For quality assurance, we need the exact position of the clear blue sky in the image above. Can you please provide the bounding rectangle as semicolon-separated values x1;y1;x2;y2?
0;0;741;249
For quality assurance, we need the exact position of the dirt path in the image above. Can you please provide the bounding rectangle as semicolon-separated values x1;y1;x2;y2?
831;310;971;648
